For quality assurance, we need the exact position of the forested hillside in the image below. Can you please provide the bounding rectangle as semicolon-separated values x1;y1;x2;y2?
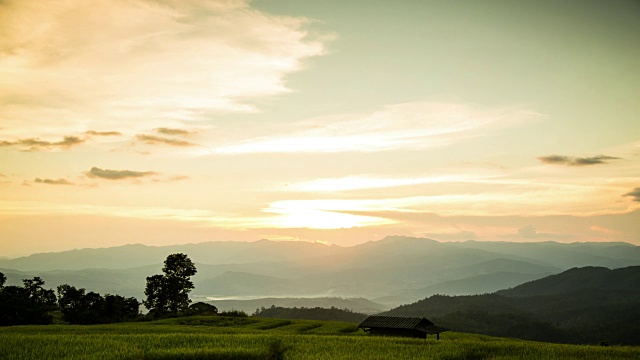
384;266;640;345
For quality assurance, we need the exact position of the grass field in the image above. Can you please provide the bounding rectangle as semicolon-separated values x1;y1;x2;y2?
1;316;638;359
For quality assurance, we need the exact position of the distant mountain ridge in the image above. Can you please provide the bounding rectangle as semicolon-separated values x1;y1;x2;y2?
398;271;546;299
0;240;339;271
1;237;638;306
498;265;640;297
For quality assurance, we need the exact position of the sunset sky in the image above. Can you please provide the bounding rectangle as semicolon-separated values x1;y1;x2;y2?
1;0;639;257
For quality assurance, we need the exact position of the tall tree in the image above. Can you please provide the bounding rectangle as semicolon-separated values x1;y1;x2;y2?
142;274;168;314
144;253;197;315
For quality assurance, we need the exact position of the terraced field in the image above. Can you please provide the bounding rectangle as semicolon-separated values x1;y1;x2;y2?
1;316;638;359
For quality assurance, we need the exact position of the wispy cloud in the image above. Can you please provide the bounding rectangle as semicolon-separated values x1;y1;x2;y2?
517;225;570;239
0;0;328;138
261;177;640;228
0;200;270;229
155;128;192;136
85;131;122;137
538;154;621;166
263;199;395;229
34;178;74;186
85;167;156;180
168;175;190;182
624;187;640;202
589;225;620;236
135;134;197;147
0;136;84;151
214;102;540;154
0;131;129;151
419;230;477;241
287;174;485;192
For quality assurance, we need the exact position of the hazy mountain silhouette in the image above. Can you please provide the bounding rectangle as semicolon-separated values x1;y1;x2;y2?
497;266;640;297
196;271;294;296
451;240;640;268
1;237;638;305
398;272;549;299
0;240;339;271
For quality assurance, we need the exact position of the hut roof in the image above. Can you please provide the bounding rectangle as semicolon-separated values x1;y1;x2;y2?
358;316;435;331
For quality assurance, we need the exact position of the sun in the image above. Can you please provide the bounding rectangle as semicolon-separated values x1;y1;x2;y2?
264;200;393;229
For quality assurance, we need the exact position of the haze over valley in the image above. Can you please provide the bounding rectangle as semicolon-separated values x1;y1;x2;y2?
2;236;638;310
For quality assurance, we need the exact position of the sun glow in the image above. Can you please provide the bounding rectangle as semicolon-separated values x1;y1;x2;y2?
263;200;394;229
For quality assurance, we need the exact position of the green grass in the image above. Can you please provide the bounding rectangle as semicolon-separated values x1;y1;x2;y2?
0;316;638;359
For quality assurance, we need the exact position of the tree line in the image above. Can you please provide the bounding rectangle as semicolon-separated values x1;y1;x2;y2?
253;305;368;323
0;253;202;326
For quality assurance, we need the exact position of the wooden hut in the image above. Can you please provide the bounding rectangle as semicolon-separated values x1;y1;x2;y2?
358;316;448;339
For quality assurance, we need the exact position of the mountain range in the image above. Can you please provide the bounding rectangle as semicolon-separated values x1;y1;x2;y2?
1;236;638;308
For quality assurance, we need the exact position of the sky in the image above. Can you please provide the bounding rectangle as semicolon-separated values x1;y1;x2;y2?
1;0;639;257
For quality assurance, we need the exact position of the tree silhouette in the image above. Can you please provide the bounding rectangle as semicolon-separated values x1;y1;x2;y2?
189;301;218;315
57;285;105;324
103;294;140;323
57;284;89;324
0;276;56;325
57;284;139;324
144;253;197;315
143;274;168;313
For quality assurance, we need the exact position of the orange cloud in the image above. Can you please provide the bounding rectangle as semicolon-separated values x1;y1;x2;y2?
34;178;74;186
85;167;156;180
0;136;84;151
135;134;197;147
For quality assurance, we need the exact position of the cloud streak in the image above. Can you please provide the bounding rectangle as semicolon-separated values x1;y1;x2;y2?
155;128;192;136
0;136;84;151
135;134;197;147
0;200;271;229
34;178;74;186
214;102;540;154
85;131;122;137
538;154;621;166
262;177;640;228
624;187;640;202
287;174;485;192
85;167;156;180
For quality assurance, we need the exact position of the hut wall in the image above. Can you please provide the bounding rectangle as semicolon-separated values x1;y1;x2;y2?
368;328;426;339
